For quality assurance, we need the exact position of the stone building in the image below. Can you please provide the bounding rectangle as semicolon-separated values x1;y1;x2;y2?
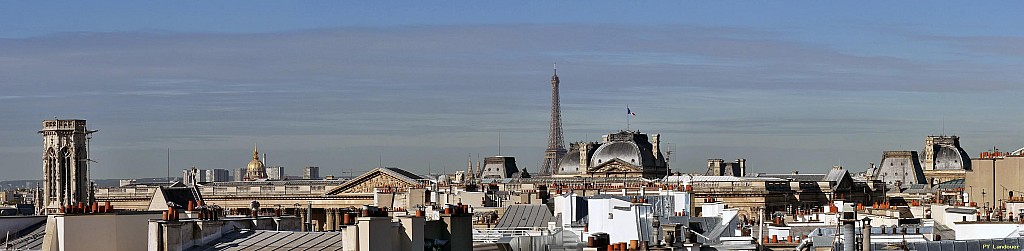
479;156;529;179
966;151;1024;209
266;166;285;180
872;151;926;189
39;119;96;213
554;130;667;179
733;166;886;218
304;166;320;180
705;158;746;177
921;135;971;185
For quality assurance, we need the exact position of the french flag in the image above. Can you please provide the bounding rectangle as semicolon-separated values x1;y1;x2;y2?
627;107;636;116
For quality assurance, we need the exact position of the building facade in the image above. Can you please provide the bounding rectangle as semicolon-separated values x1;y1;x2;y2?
208;169;230;182
705;158;746;177
872;151;926;189
266;166;285;180
479;156;529;179
921;135;971;185
304;166;320;180
966;153;1024;209
555;130;667;179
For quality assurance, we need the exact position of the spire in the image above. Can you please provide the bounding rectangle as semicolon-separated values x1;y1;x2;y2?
467;154;475;181
252;143;259;160
551;63;559;81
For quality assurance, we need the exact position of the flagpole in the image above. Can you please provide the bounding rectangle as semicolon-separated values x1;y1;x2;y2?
626;104;630;131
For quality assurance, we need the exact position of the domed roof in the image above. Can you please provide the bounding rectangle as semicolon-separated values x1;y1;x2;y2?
591;141;643;166
932;144;970;170
245;144;267;180
247;156;264;170
556;150;581;174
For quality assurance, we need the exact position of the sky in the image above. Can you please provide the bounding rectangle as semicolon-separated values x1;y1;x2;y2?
3;2;1024;181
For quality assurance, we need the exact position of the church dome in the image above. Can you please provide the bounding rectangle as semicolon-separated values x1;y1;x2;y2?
247;156;264;171
591;141;643;166
245;144;267;180
557;150;581;174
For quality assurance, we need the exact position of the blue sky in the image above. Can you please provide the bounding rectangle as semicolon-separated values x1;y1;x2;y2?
2;2;1024;180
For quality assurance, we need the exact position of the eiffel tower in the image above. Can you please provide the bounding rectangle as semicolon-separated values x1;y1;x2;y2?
540;65;567;176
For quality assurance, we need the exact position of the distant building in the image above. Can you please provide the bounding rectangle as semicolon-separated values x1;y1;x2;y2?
119;179;135;187
921;135;971;185
705;158;746;177
266;166;285;180
304;166;320;180
872;151;926;189
554;130;667;179
234;167;245;181
183;167;207;186
0;191;13;204
967;150;1024;209
479;156;529;179
207;169;230;182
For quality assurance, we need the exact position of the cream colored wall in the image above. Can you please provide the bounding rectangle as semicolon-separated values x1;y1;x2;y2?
967;157;1024;208
57;213;161;251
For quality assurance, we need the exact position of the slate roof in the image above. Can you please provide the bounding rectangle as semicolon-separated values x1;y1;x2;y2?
206;179;348;186
386;167;428;180
495;204;554;229
186;230;345;251
746;173;826;182
2;220;46;250
161;187;201;208
824;169;850;183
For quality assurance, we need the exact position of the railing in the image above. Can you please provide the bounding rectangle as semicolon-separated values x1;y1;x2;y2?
472;227;552;243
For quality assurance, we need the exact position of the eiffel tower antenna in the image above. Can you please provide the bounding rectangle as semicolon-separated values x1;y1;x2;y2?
540;64;567;176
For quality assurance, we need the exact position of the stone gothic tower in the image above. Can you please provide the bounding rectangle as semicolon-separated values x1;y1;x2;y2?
540;65;567;176
40;119;95;212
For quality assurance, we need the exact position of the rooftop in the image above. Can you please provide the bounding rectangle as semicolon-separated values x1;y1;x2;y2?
186;230;344;251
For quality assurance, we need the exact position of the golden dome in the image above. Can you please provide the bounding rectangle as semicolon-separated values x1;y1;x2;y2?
245;144;267;180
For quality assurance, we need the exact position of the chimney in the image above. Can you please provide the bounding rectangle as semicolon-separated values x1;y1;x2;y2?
862;218;872;251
